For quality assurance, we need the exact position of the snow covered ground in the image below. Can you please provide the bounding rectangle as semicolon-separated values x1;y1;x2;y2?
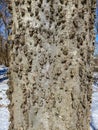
0;65;10;130
90;72;98;130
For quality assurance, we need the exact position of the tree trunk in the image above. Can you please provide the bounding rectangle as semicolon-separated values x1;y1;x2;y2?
0;37;9;66
7;0;95;130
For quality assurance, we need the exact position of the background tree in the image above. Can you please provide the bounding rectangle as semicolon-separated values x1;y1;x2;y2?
0;0;11;65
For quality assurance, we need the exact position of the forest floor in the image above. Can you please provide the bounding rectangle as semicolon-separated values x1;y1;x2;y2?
90;72;98;130
0;65;10;130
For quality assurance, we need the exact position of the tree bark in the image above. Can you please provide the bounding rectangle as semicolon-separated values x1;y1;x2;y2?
7;0;95;130
0;37;9;66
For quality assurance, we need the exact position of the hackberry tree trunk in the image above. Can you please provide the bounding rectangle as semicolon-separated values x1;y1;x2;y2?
7;0;95;130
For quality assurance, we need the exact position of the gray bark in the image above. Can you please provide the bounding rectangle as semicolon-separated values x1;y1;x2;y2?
6;0;95;130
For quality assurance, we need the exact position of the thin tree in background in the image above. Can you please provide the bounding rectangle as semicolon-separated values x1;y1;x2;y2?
0;0;11;65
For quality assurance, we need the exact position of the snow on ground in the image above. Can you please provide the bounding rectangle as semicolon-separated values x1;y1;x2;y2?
90;72;98;130
0;65;10;130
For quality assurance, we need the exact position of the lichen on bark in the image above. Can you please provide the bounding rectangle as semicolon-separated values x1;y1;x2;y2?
6;0;96;130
